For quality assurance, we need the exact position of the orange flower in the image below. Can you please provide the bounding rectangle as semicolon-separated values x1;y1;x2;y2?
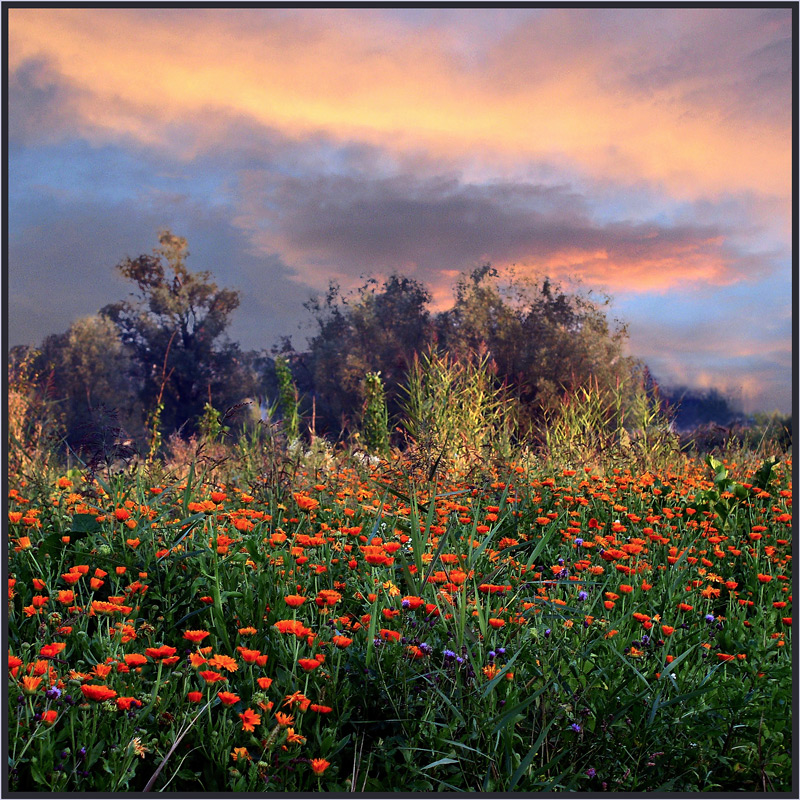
21;676;42;693
183;630;210;644
217;691;240;706
92;663;113;680
42;709;58;726
125;538;141;549
56;590;75;605
39;642;66;658
294;494;320;512
332;635;352;648
285;727;306;744
187;691;204;702
310;758;331;775
81;684;117;702
757;574;773;583
275;711;294;726
208;654;238;672
231;746;250;762
123;653;148;667
114;508;131;522
618;584;633;594
145;645;177;660
257;676;273;690
488;618;506;628
282;691;309;709
238;708;261;732
189;652;208;668
717;653;736;662
116;696;142;711
200;670;226;683
237;648;261;663
274;619;310;637
661;625;674;636
297;657;322;671
284;594;307;607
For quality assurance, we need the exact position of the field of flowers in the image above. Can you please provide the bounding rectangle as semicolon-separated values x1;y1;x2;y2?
6;445;793;792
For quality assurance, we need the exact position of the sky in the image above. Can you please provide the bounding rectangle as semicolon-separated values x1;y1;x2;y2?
6;6;794;414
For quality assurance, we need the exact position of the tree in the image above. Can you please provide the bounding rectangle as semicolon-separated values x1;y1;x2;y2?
435;266;636;431
31;314;140;447
301;274;435;435
101;230;253;437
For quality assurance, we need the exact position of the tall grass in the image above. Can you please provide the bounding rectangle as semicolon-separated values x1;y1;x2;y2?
541;373;681;474
401;348;516;475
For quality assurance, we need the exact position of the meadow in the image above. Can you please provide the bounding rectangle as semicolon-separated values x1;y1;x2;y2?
5;367;793;793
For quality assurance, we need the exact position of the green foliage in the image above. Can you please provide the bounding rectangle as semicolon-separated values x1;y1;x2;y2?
401;348;515;473
361;372;390;454
436;266;636;428
6;429;793;792
7;347;65;482
274;355;300;443
542;369;679;473
301;266;639;442
198;402;230;444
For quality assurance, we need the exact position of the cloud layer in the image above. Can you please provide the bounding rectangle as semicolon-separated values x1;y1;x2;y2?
7;8;793;412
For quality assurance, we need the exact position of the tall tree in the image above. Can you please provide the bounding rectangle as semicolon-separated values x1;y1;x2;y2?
436;266;636;429
32;314;139;446
301;274;435;434
100;230;249;436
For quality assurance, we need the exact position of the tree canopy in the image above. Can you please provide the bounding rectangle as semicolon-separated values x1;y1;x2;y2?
13;234;680;454
295;265;638;441
100;230;255;435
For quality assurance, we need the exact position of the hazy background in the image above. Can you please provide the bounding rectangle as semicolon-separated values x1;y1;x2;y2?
7;7;793;413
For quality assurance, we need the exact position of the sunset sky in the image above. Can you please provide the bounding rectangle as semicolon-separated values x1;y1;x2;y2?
7;7;794;413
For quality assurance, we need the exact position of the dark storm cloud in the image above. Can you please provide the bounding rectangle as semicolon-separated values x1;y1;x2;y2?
236;169;774;293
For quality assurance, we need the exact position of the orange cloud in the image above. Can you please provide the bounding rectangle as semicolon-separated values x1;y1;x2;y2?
8;8;791;201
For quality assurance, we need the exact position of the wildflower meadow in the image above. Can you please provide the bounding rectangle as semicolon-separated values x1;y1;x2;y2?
6;359;794;794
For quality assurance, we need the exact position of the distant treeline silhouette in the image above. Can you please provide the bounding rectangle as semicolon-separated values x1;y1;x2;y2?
9;231;786;458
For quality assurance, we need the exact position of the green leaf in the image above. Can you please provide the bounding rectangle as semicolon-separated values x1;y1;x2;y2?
70;513;102;534
490;684;548;735
508;717;557;790
753;456;780;491
86;739;106;769
36;532;72;559
421;757;459;770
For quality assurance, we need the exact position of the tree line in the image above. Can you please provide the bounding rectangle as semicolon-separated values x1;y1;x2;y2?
9;230;747;458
